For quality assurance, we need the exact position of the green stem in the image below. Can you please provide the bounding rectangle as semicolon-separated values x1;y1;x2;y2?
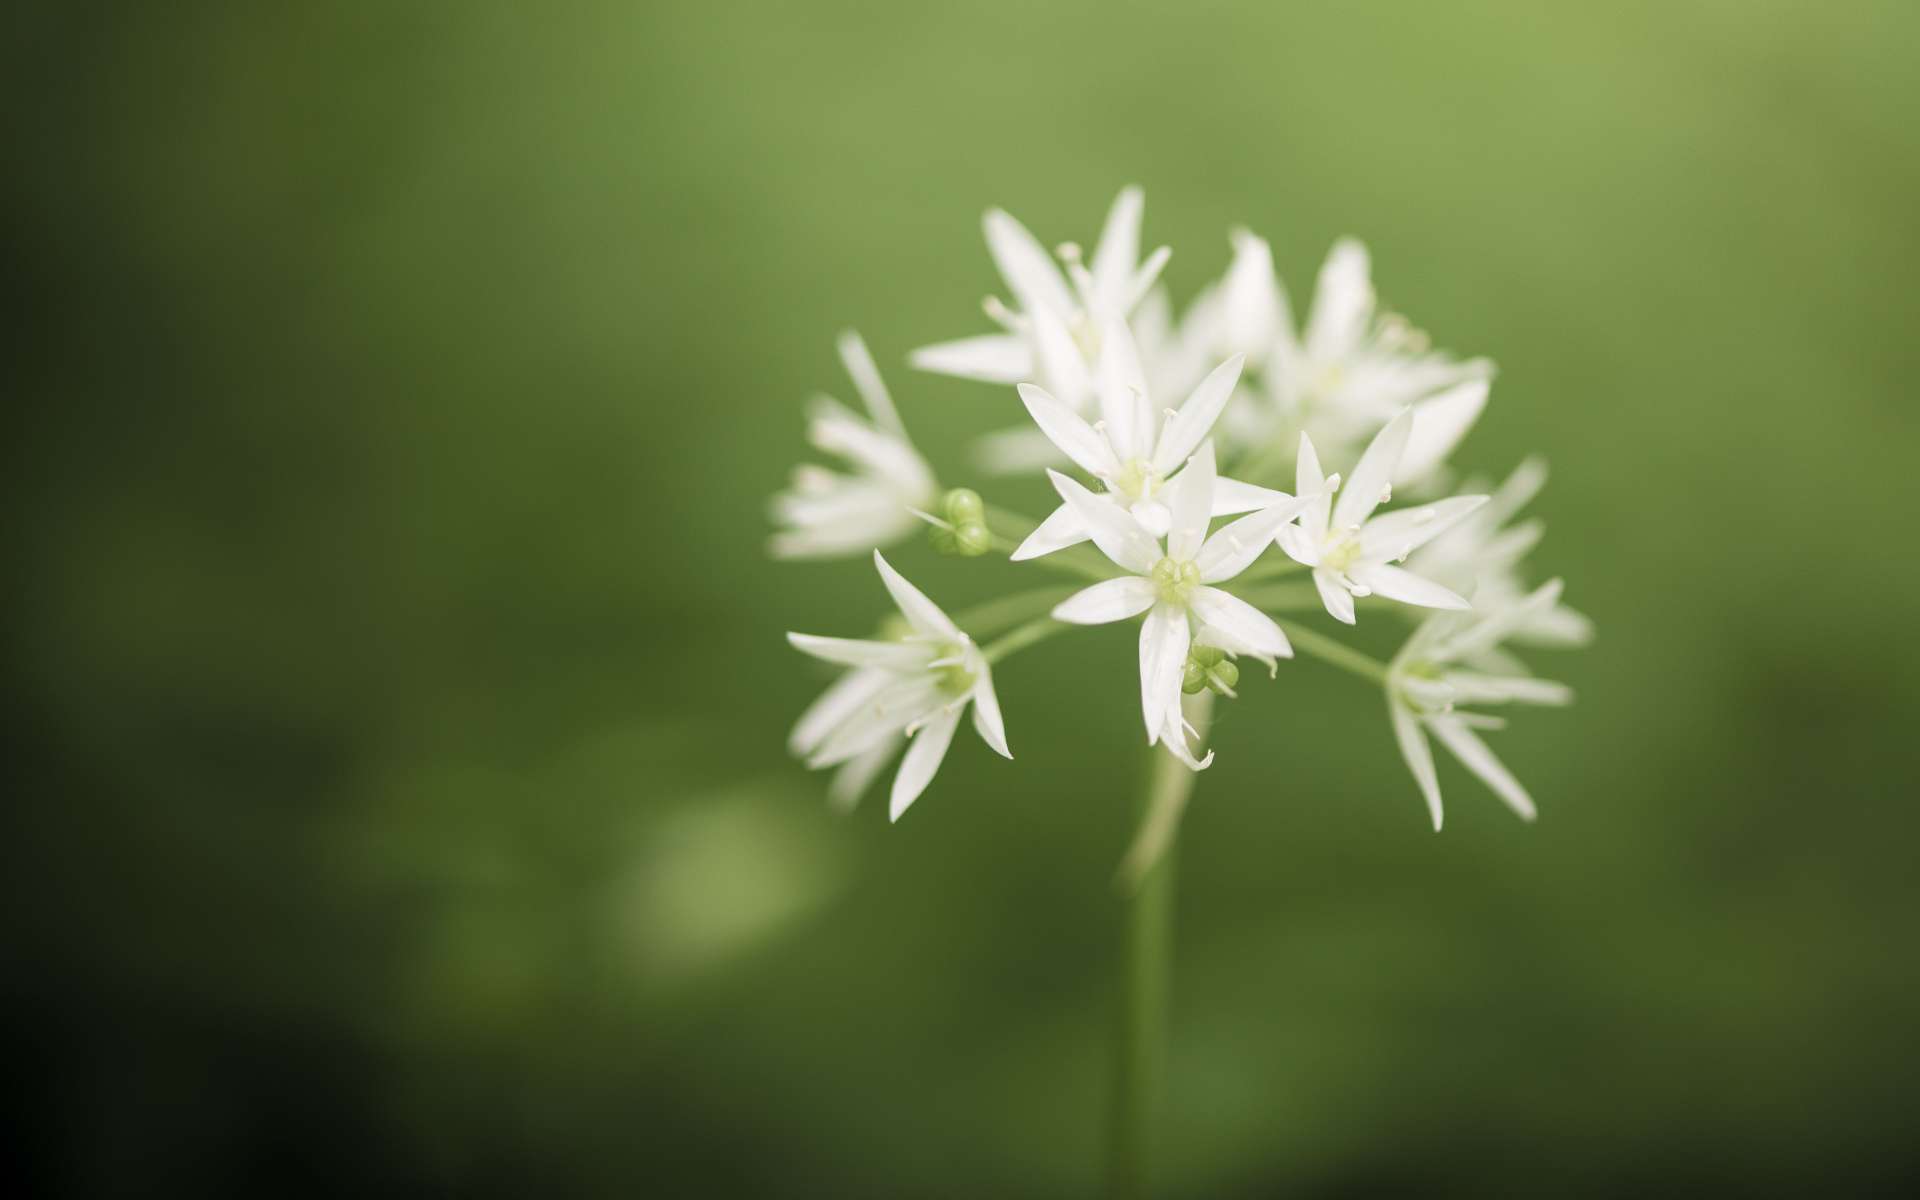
951;586;1076;638
1108;692;1211;1199
1273;617;1390;684
981;617;1066;664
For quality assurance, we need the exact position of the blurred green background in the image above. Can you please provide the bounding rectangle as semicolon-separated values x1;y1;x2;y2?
7;1;1919;1195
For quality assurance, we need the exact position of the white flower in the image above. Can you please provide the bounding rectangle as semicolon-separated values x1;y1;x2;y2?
1386;580;1574;829
787;552;1011;820
1275;410;1489;625
1406;458;1595;647
1010;316;1293;558
910;187;1170;416
1046;443;1314;769
1207;234;1493;476
769;331;937;560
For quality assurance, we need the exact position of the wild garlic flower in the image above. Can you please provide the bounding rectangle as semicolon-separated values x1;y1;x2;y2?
1386;580;1574;829
1047;443;1315;769
1011;315;1290;557
769;331;937;560
774;188;1589;844
1405;458;1595;647
1206;233;1493;479
1275;410;1488;624
787;552;1011;820
911;187;1169;412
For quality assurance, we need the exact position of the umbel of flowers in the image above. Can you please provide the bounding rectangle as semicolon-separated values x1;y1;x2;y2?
773;188;1590;837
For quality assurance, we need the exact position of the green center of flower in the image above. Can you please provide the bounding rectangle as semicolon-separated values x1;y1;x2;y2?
1150;556;1202;603
1321;526;1364;573
1113;457;1161;503
932;642;976;697
1070;312;1102;361
1313;360;1346;397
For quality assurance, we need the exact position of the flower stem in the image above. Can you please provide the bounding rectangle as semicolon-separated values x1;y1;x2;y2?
1273;617;1391;683
1108;692;1211;1199
981;617;1066;664
951;585;1076;638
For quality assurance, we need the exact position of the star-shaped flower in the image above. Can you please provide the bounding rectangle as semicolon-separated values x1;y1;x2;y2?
1011;316;1292;559
1406;457;1595;647
1386;580;1574;829
770;332;938;559
910;187;1170;414
1275;410;1488;624
1045;443;1315;769
787;552;1010;820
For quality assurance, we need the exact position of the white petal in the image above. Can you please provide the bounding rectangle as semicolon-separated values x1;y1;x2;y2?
1051;576;1157;624
1155;701;1214;771
1129;498;1171;538
1152;354;1244;476
1030;302;1095;409
1389;700;1444;830
1123;246;1173;315
908;334;1033;384
1089;186;1144;306
889;706;963;821
807;398;934;496
969;666;1012;759
828;738;900;812
1163;441;1217;561
1019;383;1120;478
1426;716;1537;820
1138;602;1190;742
1188;587;1292;658
1296;432;1330;542
1443;578;1567;660
810;676;943;767
837;330;903;437
1443;672;1573;707
1359;495;1489;562
1211;477;1294;516
1485;456;1550;529
1048;470;1161;574
1196;494;1318;582
787;631;930;670
1396;379;1488;486
1220;228;1284;359
1347;563;1472;611
1010;502;1089;560
790;665;891;756
872;551;961;640
1274;522;1321;567
984;207;1075;318
1314;569;1357;624
1333;409;1412;529
1095;316;1153;462
1304;237;1373;362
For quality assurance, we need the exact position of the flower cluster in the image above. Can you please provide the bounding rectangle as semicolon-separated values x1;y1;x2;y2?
775;189;1589;828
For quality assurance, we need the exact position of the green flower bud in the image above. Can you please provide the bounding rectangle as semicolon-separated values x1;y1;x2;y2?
1192;644;1225;668
943;487;985;525
954;521;992;557
1182;661;1207;694
1206;659;1240;694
